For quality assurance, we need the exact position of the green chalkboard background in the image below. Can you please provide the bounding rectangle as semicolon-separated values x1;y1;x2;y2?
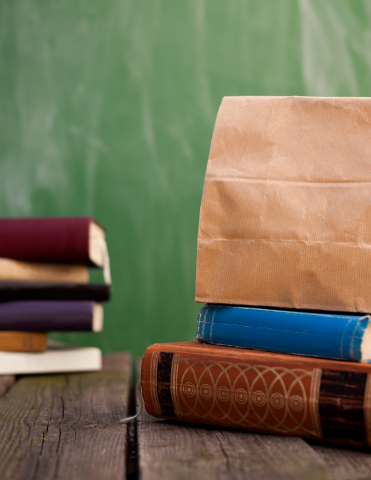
0;0;370;357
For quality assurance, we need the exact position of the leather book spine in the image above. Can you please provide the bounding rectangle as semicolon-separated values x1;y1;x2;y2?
0;217;91;263
142;341;371;448
0;300;95;331
0;282;110;302
196;304;367;362
0;332;47;352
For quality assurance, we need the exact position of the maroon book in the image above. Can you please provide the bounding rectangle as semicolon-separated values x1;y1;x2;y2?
0;217;106;266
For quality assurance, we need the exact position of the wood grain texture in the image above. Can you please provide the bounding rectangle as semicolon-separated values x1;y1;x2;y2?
0;376;16;397
0;352;131;480
308;442;371;480
136;358;331;480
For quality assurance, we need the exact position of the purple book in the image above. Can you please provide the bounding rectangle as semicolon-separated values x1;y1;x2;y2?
0;301;103;332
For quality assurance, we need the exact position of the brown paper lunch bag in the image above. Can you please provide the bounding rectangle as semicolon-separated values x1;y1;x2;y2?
196;96;371;313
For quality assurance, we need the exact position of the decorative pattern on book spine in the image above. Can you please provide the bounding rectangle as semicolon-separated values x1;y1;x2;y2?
150;351;323;438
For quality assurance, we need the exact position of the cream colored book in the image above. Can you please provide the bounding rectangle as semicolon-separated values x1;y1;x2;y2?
0;258;88;283
0;341;102;374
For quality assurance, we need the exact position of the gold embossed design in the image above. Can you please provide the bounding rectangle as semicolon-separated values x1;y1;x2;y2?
150;351;161;415
171;356;323;438
309;367;322;438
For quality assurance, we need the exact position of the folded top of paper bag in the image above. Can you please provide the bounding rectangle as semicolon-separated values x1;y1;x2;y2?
196;96;371;313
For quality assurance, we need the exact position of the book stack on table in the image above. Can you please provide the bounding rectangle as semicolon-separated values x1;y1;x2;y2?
0;217;110;375
141;96;371;448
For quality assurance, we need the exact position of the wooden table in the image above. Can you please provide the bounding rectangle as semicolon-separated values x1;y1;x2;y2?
2;354;371;480
0;353;131;480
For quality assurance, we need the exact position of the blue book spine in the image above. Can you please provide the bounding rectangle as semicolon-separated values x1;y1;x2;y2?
196;305;370;362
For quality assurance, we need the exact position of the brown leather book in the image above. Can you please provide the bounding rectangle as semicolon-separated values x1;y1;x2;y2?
142;341;371;448
0;332;47;352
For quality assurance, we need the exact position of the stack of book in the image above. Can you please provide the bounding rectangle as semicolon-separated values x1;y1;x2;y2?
140;96;371;448
0;217;111;375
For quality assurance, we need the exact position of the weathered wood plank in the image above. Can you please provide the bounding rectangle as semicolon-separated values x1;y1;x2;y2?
0;375;16;397
0;352;131;480
135;358;331;480
308;441;371;480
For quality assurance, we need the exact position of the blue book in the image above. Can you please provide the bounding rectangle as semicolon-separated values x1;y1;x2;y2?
196;304;371;362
